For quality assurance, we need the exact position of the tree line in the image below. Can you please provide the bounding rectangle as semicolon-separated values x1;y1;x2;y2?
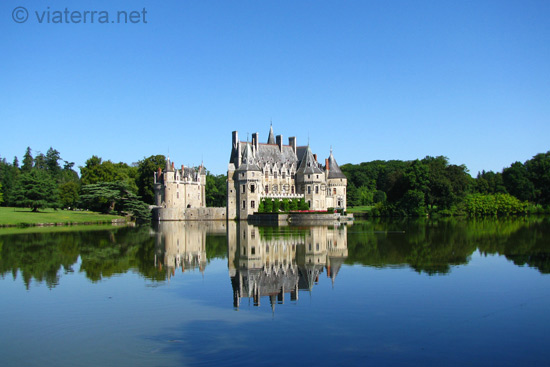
342;151;550;217
2;146;548;219
0;147;227;222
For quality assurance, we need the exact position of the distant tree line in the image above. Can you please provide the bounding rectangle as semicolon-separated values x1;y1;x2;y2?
0;147;227;223
341;151;550;217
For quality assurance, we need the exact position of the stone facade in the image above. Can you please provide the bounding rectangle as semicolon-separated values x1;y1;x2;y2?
227;125;348;220
153;158;223;221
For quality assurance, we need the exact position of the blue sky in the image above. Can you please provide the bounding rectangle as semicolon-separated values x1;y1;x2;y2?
1;0;549;176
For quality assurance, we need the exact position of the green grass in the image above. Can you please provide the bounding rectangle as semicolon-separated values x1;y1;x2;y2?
347;205;373;213
0;207;127;227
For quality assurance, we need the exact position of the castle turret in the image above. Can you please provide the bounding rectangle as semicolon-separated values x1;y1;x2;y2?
296;145;326;210
236;143;262;219
326;149;347;209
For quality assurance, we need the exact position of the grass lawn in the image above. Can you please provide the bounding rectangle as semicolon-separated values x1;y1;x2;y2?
0;207;127;227
347;205;373;214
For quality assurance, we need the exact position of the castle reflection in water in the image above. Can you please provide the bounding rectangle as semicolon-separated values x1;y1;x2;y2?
154;221;348;309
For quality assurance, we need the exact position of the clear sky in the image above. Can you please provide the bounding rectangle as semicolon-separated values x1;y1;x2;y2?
2;0;549;176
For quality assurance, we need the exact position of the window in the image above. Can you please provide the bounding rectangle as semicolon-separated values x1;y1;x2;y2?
242;184;246;194
242;200;246;209
251;247;255;255
265;171;269;179
316;175;319;179
282;172;286;179
265;185;269;193
307;186;311;194
251;184;255;193
315;186;319;194
251;200;255;209
274;171;278;179
177;192;179;199
308;174;311;179
291;173;295;179
333;188;337;195
291;186;295;194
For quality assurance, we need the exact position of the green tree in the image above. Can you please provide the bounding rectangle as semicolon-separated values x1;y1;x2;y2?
79;181;150;223
12;170;60;211
0;182;3;204
21;147;33;173
80;156;137;192
525;151;550;206
503;162;535;202
45;147;62;179
136;155;166;204
59;181;80;209
205;172;227;207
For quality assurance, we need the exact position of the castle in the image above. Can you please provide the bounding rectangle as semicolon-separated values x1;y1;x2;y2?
153;159;227;221
227;125;347;220
154;158;206;210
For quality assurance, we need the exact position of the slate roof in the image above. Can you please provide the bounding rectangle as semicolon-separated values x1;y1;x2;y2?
267;125;276;145
236;142;261;171
296;145;323;175
327;151;347;179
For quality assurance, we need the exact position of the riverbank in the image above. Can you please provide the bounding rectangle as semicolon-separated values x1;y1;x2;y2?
0;207;128;228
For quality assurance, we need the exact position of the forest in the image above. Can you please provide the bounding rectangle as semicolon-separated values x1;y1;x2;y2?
341;152;550;217
0;147;548;219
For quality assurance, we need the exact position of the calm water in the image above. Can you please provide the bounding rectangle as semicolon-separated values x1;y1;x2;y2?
1;218;550;367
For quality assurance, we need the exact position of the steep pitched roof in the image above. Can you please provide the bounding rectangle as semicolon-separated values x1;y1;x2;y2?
255;144;298;168
296;145;323;175
267;125;276;145
327;151;347;179
236;142;261;171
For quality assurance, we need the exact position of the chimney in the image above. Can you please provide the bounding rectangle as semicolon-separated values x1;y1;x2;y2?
325;158;329;174
313;154;317;162
289;137;297;154
252;132;259;152
232;131;239;149
276;135;283;152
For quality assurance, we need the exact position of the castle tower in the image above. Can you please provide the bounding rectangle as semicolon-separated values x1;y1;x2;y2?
325;149;347;209
235;142;262;219
296;145;326;210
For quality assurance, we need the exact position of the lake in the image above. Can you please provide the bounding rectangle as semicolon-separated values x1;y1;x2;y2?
1;218;550;367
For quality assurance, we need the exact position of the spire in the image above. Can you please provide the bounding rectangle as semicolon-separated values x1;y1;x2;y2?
267;123;276;144
327;150;346;179
165;155;174;172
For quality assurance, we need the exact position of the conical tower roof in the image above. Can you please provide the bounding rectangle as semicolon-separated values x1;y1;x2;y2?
327;150;346;179
267;124;276;145
296;145;323;175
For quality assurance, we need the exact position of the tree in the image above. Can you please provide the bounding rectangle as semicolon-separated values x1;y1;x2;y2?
80;156;138;192
45;147;62;179
59;181;80;209
136;155;166;204
12;170;59;211
503;162;535;202
205;172;227;207
21;147;33;173
79;181;150;223
0;182;3;204
525;152;550;206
